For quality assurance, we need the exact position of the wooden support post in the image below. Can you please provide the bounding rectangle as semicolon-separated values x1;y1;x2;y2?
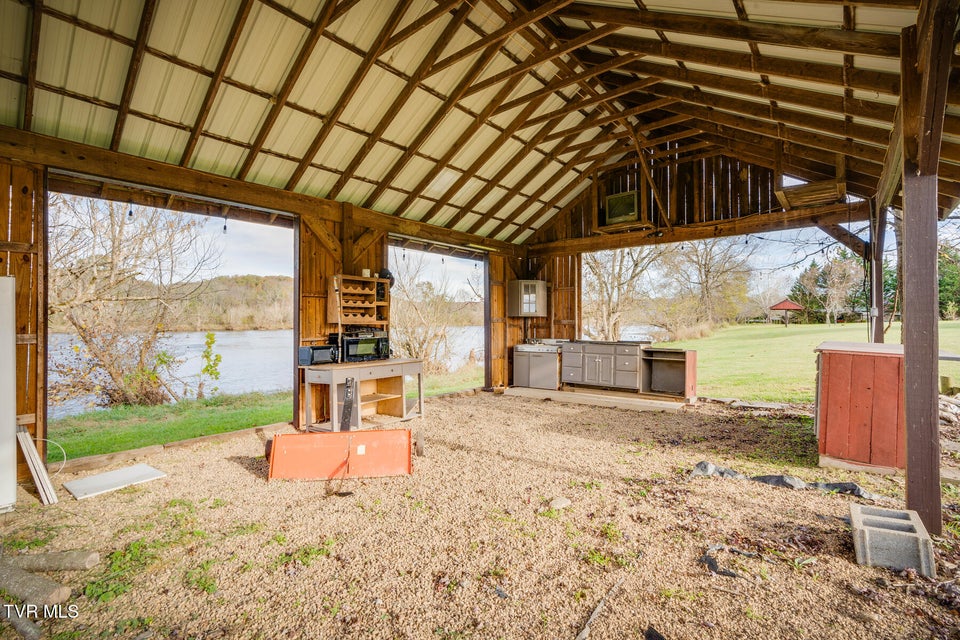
901;23;944;535
869;201;887;343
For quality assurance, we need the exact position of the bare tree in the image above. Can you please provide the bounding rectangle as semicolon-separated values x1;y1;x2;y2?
581;247;666;340
388;248;473;374
48;194;220;406
823;251;864;323
656;238;756;328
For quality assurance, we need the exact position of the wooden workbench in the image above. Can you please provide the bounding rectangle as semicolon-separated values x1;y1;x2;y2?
300;359;424;431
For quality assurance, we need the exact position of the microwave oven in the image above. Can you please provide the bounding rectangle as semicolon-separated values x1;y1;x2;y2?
298;344;339;366
341;335;389;362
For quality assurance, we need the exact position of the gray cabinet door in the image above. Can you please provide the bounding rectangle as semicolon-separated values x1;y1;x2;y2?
513;351;530;387
583;354;614;385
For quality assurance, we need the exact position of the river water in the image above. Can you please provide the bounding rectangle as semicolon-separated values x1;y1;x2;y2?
47;327;485;419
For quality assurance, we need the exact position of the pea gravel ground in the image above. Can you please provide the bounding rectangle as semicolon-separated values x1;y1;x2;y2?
3;393;960;639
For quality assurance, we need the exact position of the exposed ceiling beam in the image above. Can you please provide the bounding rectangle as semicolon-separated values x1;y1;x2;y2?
110;0;157;151
557;115;694;155
179;0;254;167
285;0;414;191
576;30;903;97
876;106;904;208
911;0;960;174
326;2;472;200
462;23;619;98
493;52;643;115
519;76;660;131
529;201;872;256
817;222;868;258
382;0;462;51
540;98;675;143
22;0;42;131
360;43;502;210
554;3;901;56
236;0;340;181
425;0;574;78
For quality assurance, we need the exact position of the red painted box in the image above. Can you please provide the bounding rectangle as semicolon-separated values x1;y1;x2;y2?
815;341;906;472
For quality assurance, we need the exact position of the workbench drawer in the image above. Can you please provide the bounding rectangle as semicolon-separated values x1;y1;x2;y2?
361;365;400;378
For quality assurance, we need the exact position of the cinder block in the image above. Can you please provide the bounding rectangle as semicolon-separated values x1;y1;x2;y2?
850;504;936;578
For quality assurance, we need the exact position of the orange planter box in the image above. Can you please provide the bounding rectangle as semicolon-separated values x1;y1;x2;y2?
815;342;906;471
268;429;412;481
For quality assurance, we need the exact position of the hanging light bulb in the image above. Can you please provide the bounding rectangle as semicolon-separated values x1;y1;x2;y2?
222;216;227;234
127;203;133;219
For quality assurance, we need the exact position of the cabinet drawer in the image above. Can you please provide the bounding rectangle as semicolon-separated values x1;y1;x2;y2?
361;365;399;378
615;355;639;371
561;343;583;354
614;370;640;389
561;366;582;383
561;352;582;368
616;345;641;356
583;344;616;355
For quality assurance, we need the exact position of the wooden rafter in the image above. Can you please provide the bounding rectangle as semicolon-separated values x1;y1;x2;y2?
540;98;675;143
558;116;694;155
179;0;254;167
237;0;340;181
285;0;414;191
326;2;473;200
382;0;462;50
110;0;157;151
554;3;901;56
493;52;644;115
424;0;574;78
462;24;620;98
817;223;868;258
22;0;42;132
359;41;502;210
519;77;661;131
913;0;960;174
530;201;872;257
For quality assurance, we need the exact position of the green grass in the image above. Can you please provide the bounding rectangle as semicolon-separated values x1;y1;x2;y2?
47;391;293;462
422;363;484;396
660;321;960;403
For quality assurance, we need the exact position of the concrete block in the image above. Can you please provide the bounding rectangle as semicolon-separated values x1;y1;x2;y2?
850;504;935;578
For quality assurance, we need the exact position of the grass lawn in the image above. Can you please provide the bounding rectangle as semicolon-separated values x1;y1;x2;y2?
47;364;485;462
660;320;960;403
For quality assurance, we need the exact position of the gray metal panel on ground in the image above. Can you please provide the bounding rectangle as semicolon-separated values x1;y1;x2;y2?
0;278;15;513
63;463;167;500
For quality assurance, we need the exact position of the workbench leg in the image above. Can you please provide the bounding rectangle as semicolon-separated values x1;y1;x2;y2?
330;383;339;432
418;373;424;418
303;382;312;431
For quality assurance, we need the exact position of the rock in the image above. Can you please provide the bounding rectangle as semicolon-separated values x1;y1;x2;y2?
751;474;807;490
690;461;746;480
494;586;509;599
549;496;572;510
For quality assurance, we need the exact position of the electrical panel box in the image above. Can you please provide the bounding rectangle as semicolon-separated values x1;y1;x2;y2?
506;280;547;317
1;278;16;513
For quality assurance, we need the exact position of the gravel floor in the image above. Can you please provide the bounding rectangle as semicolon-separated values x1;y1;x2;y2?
2;393;959;639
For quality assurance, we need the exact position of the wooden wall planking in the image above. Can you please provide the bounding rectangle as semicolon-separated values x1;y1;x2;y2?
0;160;45;482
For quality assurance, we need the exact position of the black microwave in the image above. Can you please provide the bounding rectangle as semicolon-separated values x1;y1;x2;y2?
298;344;339;366
342;336;389;362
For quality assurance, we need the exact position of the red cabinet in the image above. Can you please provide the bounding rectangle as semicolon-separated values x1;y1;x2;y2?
815;341;905;471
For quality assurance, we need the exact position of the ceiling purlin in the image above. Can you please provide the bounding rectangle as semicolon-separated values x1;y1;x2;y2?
519;76;660;131
394;60;533;221
627;82;893;149
285;0;415;191
579;30;902;97
110;0;157;152
591;54;900;124
179;0;254;167
461;24;619;99
481;130;625;238
359;44;502;210
436;96;562;228
730;0;773;110
423;0;575;79
325;2;473;200
22;0;42;131
540;98;675;144
559;114;693;155
493;52;643;115
651;140;714;161
555;3;901;57
382;0;463;51
236;0;340;181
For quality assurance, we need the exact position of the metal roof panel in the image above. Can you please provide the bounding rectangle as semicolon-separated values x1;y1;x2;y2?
39;18;129;104
327;0;393;51
227;3;306;95
311;126;367;172
355;143;404;183
291;41;361;114
381;88;442;147
338;66;407;132
204;83;269;143
117;115;187;163
341;179;377;206
742;1;841;28
130;55;207;126
190;136;246;176
393;156;435;194
32;89;112;146
855;6;918;33
296;166;338;196
264;107;323;159
419;109;472;157
247;154;297;189
46;0;141;39
0;0;28;75
149;0;240;70
0;78;23;127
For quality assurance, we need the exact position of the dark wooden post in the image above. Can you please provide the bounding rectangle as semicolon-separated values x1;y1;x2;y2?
869;200;886;343
900;22;944;535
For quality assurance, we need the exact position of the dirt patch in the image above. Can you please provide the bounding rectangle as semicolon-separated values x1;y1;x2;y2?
2;394;958;639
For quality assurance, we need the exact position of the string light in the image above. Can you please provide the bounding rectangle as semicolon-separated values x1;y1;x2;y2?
127;203;133;219
222;216;227;234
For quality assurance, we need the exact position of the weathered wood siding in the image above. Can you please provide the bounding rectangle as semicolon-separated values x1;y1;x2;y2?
0;160;46;481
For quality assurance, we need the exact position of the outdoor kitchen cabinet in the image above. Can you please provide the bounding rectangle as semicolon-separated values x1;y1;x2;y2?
641;348;697;401
562;342;641;390
582;343;616;386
